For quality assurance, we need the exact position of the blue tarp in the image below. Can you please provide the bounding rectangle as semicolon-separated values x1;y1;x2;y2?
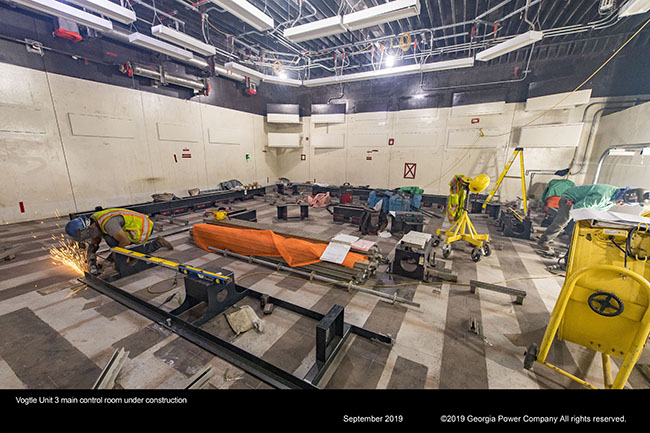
368;190;422;213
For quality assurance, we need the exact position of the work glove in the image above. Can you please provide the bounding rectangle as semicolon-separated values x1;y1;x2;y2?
88;262;102;276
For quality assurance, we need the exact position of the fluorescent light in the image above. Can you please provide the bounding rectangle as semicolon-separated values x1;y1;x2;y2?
304;58;474;87
65;0;135;24
619;0;650;16
128;33;194;60
224;62;266;80
210;0;274;31
226;56;474;88
263;75;302;87
304;64;421;87
476;31;543;61
385;55;395;67
609;149;636;156
343;0;420;31
225;62;302;87
10;0;113;31
420;57;474;71
284;15;347;42
151;25;216;56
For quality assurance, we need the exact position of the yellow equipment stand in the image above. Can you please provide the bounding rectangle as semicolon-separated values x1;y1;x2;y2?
483;147;528;214
524;219;650;389
434;175;492;262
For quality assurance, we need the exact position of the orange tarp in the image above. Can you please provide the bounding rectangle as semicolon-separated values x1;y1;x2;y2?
192;223;368;268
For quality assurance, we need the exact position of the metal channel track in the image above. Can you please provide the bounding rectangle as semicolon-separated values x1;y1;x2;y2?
82;273;318;390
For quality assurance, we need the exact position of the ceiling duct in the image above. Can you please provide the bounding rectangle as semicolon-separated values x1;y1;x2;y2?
126;62;208;93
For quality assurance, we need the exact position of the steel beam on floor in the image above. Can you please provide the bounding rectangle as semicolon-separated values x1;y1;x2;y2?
82;273;318;390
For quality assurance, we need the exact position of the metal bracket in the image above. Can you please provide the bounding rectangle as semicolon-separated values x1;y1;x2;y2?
304;305;351;386
470;280;527;305
24;39;44;56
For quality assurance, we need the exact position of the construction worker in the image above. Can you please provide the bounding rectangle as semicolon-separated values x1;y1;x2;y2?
65;208;173;275
536;185;650;251
540;169;575;212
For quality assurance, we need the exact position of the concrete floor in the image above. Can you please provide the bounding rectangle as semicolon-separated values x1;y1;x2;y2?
1;193;650;391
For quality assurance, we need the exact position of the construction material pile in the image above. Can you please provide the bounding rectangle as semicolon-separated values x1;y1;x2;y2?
192;219;383;283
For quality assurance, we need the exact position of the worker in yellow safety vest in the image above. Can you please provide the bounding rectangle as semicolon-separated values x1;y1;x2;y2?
65;208;173;275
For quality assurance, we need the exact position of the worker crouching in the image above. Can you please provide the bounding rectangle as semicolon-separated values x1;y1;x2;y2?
537;186;650;252
65;208;173;275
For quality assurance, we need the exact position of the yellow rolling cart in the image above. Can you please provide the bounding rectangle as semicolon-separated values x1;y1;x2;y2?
524;217;650;389
433;174;492;262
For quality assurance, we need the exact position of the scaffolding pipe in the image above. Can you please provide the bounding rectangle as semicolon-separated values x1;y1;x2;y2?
207;247;420;308
130;63;206;91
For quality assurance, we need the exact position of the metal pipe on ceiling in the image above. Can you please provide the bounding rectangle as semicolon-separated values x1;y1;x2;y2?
102;28;210;69
569;98;650;176
129;62;207;90
214;63;246;81
419;39;536;92
131;0;186;27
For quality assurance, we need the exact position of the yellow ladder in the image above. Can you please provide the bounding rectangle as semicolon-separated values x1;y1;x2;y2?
483;147;527;214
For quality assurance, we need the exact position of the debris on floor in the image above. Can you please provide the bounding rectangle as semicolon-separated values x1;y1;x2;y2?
226;305;264;335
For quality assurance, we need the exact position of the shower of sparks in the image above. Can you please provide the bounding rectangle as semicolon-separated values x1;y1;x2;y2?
49;234;88;275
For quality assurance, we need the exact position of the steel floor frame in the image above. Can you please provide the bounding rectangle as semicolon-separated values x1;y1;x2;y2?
82;268;393;390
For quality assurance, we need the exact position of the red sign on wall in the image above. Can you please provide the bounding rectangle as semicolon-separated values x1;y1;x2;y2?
404;162;416;179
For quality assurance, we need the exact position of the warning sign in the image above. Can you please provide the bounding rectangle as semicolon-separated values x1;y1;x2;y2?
404;162;416;179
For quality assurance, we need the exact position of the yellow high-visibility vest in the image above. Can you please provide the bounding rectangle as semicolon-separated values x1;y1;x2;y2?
91;208;153;244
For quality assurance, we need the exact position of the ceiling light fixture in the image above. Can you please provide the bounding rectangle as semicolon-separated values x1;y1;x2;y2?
209;0;274;32
65;0;136;24
263;74;302;87
618;0;650;16
151;25;216;57
224;62;301;87
284;15;347;42
476;30;543;61
128;32;194;60
305;57;474;87
343;0;420;31
420;57;475;72
225;56;473;88
608;149;636;156
385;55;395;67
10;0;114;31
